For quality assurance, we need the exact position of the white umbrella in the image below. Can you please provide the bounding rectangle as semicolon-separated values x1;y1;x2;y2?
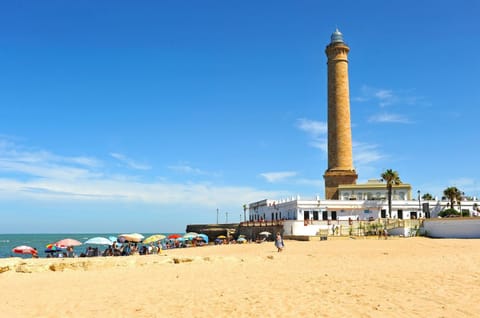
183;232;198;240
84;237;113;245
259;231;271;236
118;233;144;243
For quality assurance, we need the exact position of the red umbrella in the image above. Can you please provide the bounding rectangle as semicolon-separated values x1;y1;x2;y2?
55;238;82;248
168;234;182;240
12;245;37;255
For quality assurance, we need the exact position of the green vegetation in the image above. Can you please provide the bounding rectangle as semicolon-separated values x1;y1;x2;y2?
422;193;434;200
381;169;401;218
443;186;462;208
438;208;469;218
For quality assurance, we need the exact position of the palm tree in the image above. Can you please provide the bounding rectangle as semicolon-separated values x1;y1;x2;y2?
422;193;434;201
242;204;247;222
381;169;402;218
443;187;462;212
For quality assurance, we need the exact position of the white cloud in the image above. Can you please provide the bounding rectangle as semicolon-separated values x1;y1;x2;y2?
354;85;425;110
296;118;327;135
375;89;393;100
355;85;397;107
309;140;328;152
0;138;287;207
296;118;328;152
110;153;151;170
368;113;412;124
168;163;208;175
352;141;385;165
0;177;284;207
0;140;102;180
260;171;297;183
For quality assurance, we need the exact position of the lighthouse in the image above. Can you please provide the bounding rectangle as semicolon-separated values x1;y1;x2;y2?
323;29;358;199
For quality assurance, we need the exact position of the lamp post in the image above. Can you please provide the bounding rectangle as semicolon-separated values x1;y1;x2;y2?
216;208;219;224
417;190;421;217
459;192;464;217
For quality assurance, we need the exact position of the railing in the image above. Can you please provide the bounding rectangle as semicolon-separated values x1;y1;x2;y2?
315;218;424;237
240;220;285;227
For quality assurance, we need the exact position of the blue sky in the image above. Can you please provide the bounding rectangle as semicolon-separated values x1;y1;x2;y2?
0;1;479;233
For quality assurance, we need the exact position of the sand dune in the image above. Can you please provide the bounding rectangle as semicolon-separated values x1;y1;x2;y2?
1;237;479;317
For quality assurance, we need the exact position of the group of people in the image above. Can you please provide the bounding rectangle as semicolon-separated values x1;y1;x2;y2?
29;233;287;258
95;241;163;257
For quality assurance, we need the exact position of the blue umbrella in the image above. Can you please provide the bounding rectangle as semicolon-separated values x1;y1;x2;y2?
197;233;209;243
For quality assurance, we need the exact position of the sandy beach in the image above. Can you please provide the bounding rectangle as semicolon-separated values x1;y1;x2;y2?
1;237;479;318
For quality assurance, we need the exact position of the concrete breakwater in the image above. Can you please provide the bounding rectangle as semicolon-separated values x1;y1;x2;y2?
186;222;284;242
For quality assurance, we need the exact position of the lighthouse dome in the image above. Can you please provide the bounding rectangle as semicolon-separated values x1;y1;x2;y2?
330;28;344;44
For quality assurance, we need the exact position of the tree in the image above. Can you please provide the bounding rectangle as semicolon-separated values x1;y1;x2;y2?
443;187;462;213
422;193;434;201
242;204;247;222
381;169;401;218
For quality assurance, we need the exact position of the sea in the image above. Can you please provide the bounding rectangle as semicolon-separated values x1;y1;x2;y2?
0;233;178;259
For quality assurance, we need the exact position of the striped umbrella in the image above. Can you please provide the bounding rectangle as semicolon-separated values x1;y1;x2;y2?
45;243;65;253
12;245;36;255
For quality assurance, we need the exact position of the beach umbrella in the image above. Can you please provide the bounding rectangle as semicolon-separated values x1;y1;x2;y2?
183;232;198;240
216;235;226;239
259;231;271;236
118;233;144;243
237;237;247;243
143;234;166;244
196;233;209;243
12;245;36;255
45;243;65;252
84;237;113;245
168;234;182;240
55;238;82;247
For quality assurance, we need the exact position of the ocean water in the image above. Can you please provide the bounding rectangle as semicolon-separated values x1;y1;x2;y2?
0;233;178;258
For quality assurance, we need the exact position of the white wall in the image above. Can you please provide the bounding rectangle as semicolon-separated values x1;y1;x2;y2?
423;219;480;238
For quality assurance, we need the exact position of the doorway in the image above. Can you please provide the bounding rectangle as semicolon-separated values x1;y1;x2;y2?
398;210;403;220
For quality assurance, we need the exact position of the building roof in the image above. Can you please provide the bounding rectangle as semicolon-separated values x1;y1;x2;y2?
338;179;412;190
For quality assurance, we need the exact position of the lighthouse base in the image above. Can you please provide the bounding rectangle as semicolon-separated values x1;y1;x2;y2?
324;170;358;200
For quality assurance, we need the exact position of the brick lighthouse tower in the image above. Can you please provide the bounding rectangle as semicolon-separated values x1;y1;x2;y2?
323;29;358;199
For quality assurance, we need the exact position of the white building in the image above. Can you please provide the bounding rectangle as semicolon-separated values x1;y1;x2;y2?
338;179;412;201
247;195;480;236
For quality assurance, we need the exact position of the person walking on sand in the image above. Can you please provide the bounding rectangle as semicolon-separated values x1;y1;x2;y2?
275;232;284;252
